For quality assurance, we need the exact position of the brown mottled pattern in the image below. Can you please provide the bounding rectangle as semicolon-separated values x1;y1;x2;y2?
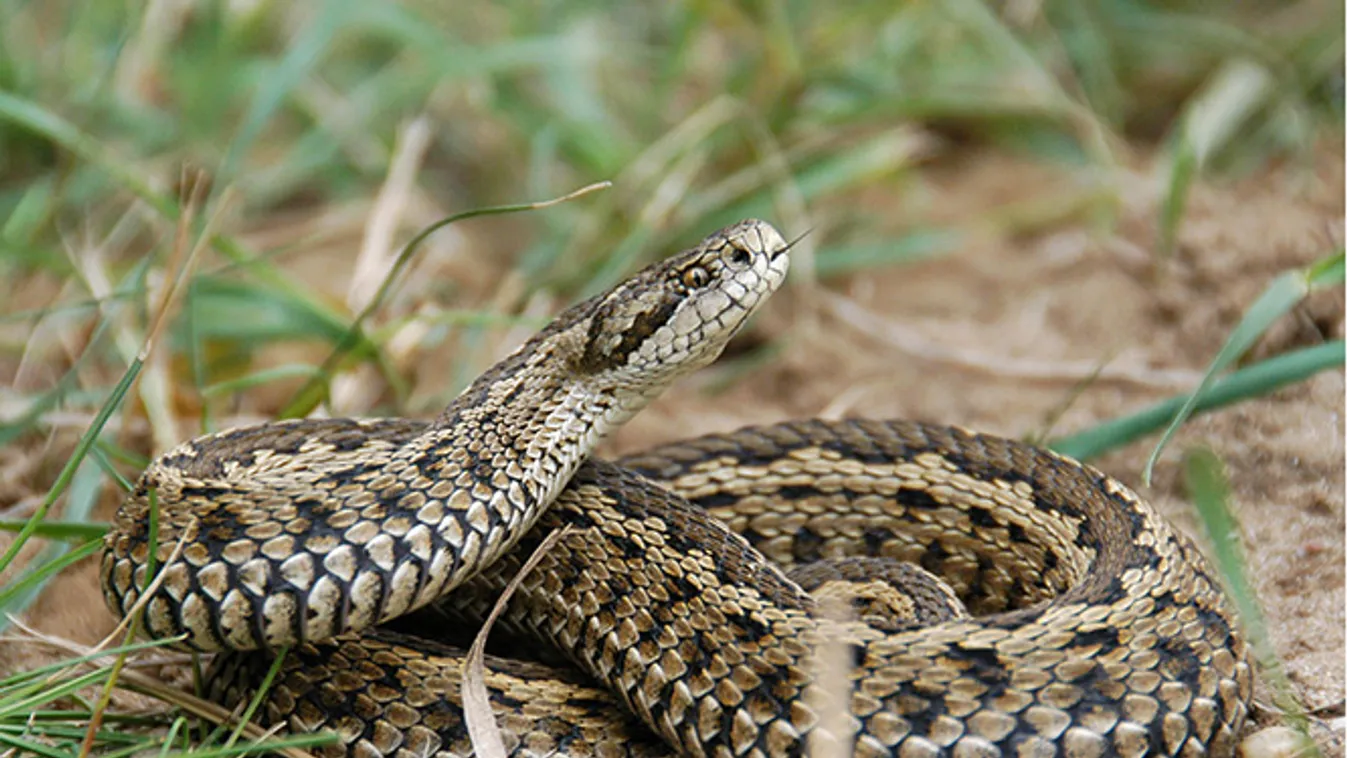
785;557;968;630
614;420;1251;756
104;220;1253;757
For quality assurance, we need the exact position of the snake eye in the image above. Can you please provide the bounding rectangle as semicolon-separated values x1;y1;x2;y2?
682;266;711;289
729;247;752;267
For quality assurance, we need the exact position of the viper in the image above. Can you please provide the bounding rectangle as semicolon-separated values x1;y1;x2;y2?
101;219;1252;757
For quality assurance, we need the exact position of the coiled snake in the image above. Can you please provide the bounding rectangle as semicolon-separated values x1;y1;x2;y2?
101;220;1252;757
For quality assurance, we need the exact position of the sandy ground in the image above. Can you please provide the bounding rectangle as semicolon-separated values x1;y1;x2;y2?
3;144;1343;752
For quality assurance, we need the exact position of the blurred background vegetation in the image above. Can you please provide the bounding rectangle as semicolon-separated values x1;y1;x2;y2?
3;0;1341;317
2;1;1341;380
2;0;1341;417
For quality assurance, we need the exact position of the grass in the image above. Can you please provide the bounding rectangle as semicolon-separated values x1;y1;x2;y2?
0;0;1342;755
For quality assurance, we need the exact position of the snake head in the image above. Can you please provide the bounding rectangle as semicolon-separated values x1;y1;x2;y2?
576;219;791;379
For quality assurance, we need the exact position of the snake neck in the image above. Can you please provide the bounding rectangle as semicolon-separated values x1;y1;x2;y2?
401;322;677;575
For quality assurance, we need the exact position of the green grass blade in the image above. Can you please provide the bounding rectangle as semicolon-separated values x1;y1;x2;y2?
186;277;354;344
1141;251;1345;482
0;667;112;715
88;444;135;493
1160;59;1277;251
1051;340;1343;461
0;539;103;625
156;717;188;758
224;650;288;751
0;352;141;599
0;317;121;449
1182;448;1319;756
1305;251;1345;285
0;450;107;623
0;92;350;346
0;521;109;541
352;3;576;75
0;641;171;690
0;714;150;743
2;174;56;244
0;295;124;326
814;231;962;278
685;130;927;243
103;739;162;758
0;254;151;452
0;711;155;724
0;457;104;626
0;732;69;758
1159;140;1198;257
0;723;142;744
201;364;322;399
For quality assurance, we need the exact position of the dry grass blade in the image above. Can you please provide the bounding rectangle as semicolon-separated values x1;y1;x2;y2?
348;117;434;312
138;173;224;452
463;526;573;758
91;529;188;655
806;599;856;758
823;292;1204;388
332;116;434;414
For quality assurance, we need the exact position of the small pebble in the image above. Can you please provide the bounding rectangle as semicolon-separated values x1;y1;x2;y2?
1239;726;1314;758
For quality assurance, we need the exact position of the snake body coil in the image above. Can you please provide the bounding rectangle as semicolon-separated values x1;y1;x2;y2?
101;220;1252;757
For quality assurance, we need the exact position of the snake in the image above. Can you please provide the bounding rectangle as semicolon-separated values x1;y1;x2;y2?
100;219;1253;757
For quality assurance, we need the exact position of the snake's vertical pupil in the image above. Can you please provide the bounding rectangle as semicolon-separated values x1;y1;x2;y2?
682;266;710;288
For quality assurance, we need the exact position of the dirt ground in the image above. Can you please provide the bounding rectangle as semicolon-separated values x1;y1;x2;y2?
4;144;1344;752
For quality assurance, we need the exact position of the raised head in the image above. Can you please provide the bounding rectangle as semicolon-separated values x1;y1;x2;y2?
445;219;791;432
574;219;790;380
